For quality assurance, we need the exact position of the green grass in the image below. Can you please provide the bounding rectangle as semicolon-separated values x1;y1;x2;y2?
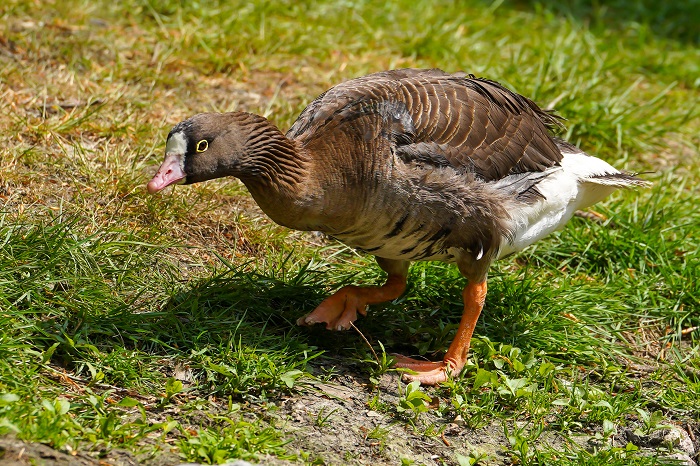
1;0;699;464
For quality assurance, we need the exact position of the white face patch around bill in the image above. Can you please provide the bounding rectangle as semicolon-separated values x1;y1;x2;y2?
146;132;189;193
165;131;188;170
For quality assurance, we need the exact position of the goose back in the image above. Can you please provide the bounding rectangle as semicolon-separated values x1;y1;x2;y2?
287;68;564;181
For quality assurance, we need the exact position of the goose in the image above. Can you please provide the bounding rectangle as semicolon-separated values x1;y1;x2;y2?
147;68;648;385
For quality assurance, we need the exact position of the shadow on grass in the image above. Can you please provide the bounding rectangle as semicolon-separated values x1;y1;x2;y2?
15;184;695;398
148;258;615;381
512;0;700;44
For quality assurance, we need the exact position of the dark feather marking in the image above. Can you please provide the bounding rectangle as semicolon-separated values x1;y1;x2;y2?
554;138;583;154
332;229;357;237
399;243;420;256
395;144;453;168
418;244;451;260
415;243;435;260
384;212;410;238
426;226;452;243
404;222;426;238
492;171;554;202
412;224;453;245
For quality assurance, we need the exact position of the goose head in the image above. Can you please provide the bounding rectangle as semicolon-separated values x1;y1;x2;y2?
147;112;264;193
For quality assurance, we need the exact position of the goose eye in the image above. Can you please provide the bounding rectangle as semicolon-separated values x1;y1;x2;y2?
196;140;209;153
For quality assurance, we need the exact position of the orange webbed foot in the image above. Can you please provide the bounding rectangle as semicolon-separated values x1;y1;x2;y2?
392;354;461;385
297;274;407;331
391;281;488;386
296;286;368;331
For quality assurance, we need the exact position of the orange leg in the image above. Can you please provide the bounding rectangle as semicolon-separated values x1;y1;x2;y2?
394;281;487;385
297;274;407;331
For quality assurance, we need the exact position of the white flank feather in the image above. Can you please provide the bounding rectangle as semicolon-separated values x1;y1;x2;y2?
498;151;643;258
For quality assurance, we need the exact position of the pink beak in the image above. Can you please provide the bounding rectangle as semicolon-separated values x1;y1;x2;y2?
146;153;186;194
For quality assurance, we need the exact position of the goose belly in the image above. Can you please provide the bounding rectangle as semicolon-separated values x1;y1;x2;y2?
332;215;458;262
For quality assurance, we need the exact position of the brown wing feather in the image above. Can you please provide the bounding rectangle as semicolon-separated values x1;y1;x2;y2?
286;69;564;181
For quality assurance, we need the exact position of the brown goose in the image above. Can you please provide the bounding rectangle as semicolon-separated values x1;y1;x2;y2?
147;68;647;385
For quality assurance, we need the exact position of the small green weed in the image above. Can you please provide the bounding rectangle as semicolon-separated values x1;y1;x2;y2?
359;340;396;387
365;425;390;451
633;408;672;435
455;450;491;466
178;414;292;464
397;380;432;425
314;406;338;428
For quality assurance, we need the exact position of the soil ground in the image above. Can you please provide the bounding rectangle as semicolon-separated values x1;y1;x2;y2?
2;360;698;466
